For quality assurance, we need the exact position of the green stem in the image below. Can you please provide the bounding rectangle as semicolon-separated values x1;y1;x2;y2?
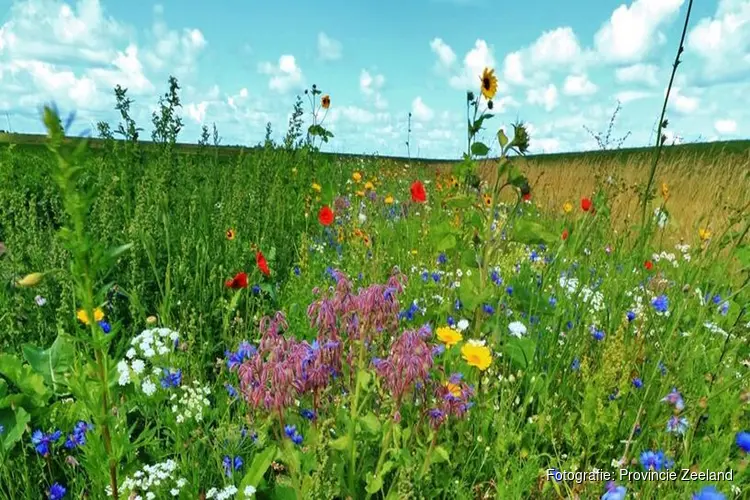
419;434;438;479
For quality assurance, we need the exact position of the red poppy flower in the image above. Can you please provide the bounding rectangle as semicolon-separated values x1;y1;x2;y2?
225;272;248;289
318;205;334;226
256;251;271;276
562;228;569;241
522;193;532;202
410;180;427;203
581;198;593;212
644;260;654;271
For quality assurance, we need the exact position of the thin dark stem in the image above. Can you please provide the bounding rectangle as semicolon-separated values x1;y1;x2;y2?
641;0;695;229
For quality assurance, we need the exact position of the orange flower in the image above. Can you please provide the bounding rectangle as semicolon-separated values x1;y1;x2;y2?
226;229;236;240
321;95;331;109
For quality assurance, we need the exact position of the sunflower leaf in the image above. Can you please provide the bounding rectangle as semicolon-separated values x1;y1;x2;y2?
471;142;490;157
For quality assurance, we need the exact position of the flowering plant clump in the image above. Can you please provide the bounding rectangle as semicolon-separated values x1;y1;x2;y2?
116;327;181;395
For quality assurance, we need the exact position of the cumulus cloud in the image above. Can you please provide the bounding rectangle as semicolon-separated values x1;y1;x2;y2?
615;63;661;87
317;32;342;61
615;90;653;104
359;69;387;110
527;84;558;111
447;39;499;91
687;0;750;82
594;0;685;63
411;96;434;121
669;87;699;114
529;27;582;67
563;74;598;96
258;55;303;93
429;37;457;69
714;118;737;134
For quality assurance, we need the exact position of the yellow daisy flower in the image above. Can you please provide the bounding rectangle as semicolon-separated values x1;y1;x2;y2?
77;307;105;325
436;326;463;347
461;342;492;371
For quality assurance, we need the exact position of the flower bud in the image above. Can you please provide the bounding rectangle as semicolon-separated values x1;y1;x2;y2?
16;272;44;287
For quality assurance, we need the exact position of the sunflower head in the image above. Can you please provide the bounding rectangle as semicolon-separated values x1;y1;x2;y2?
480;68;498;100
226;229;236;241
321;95;331;109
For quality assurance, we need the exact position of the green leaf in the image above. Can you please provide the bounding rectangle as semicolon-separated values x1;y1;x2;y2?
360;413;381;434
471;141;490;157
497;129;509;148
0;407;30;452
437;234;457;252
239;445;277;492
357;369;372;391
0;354;50;406
505;336;536;369
329;435;351;450
511;220;557;246
443;195;474;210
22;333;76;394
108;243;133;259
433;445;450;464
365;472;384;494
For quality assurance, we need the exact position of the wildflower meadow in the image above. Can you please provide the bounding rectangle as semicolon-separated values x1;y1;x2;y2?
1;16;749;500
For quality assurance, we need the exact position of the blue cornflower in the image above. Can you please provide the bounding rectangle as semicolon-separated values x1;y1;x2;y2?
251;284;261;295
31;429;61;456
437;253;447;265
284;425;304;445
64;421;92;449
0;425;4;434
735;431;750;453
300;409;316;421
602;481;627;500
505;286;513;296
571;358;580;371
294;266;301;276
548;297;557;307
432;344;445;356
447;316;456;327
719;301;729;316
692;485;726;500
666;415;689;435
431;272;441;282
658;361;667;376
566;321;574;330
98;321;111;334
639;450;666;471
49;483;67;500
223;455;244;477
711;294;722;305
632;377;643;389
225;384;238;398
491;270;503;285
421;271;429;282
592;328;605;341
626;311;636;322
160;368;182;389
483;304;495;315
652;294;669;313
454;299;462;310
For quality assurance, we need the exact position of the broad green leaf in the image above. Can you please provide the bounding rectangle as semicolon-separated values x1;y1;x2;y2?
357;369;372;391
505;336;536;369
471;142;490;157
437;234;457;252
108;243;134;259
433;445;450;464
365;472;384;493
239;445;277;492
22;333;76;394
0;407;30;452
360;413;381;434
497;129;509;148
329;435;351;451
0;354;50;406
511;220;557;246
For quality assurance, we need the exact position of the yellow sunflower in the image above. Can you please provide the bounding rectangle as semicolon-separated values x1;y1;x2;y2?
226;229;236;241
479;67;498;100
482;193;492;208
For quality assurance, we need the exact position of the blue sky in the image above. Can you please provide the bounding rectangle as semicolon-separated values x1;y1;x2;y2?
0;0;747;158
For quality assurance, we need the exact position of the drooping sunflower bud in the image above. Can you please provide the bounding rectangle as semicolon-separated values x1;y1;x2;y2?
511;122;530;153
16;272;45;288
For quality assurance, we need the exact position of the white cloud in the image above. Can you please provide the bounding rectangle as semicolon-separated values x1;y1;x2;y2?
429;37;457;68
687;0;750;81
411;96;434;121
563;74;598;96
529;27;582;67
615;90;653;103
714;118;737;134
258;55;303;93
317;32;342;61
527;84;558;111
143;9;206;76
447;40;503;91
359;70;387;109
503;52;524;84
87;44;153;93
533;137;562;154
615;63;661;86
594;0;685;63
670;87;699;114
185;101;208;123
